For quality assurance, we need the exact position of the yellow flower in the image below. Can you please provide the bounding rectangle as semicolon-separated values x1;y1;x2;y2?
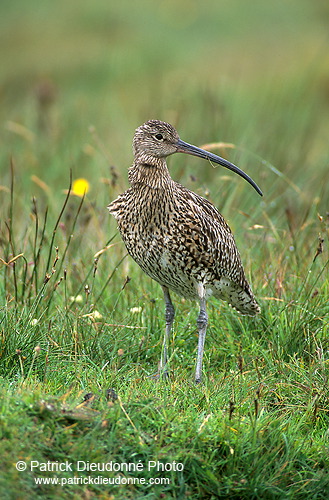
71;178;90;197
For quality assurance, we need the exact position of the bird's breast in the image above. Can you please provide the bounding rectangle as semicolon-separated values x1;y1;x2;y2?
108;185;259;310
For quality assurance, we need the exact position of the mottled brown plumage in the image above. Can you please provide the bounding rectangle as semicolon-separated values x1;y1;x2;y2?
108;120;262;383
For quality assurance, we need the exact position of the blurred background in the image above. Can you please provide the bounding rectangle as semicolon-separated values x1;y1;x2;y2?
1;0;329;270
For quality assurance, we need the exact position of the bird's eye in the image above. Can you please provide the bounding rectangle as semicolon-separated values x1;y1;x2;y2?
154;133;164;141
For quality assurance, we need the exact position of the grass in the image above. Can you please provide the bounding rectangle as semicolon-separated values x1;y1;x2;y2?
1;0;329;498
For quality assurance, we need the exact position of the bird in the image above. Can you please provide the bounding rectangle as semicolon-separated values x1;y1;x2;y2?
108;120;262;383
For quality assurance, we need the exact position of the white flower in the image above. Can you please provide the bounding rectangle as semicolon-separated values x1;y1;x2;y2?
130;307;142;314
83;310;103;321
69;295;83;303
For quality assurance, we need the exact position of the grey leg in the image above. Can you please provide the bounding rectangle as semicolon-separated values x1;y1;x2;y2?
195;284;208;384
158;286;175;379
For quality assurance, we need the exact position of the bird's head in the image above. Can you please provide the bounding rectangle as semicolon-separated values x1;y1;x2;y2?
133;120;180;159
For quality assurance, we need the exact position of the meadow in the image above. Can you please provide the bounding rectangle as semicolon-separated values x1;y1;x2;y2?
0;1;329;498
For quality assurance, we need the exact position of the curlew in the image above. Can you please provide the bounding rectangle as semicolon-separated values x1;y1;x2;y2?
108;120;262;383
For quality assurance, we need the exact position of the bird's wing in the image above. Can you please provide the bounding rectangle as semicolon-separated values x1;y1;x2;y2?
174;183;249;288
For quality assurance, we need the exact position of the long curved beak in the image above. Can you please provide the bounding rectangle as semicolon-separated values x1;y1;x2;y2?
177;139;263;196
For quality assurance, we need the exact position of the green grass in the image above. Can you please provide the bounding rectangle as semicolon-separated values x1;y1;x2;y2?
1;0;329;498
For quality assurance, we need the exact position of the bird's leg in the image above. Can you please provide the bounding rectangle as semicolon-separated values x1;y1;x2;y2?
195;284;208;384
158;286;175;379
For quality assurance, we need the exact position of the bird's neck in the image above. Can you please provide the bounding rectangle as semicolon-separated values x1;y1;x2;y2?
128;157;173;190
